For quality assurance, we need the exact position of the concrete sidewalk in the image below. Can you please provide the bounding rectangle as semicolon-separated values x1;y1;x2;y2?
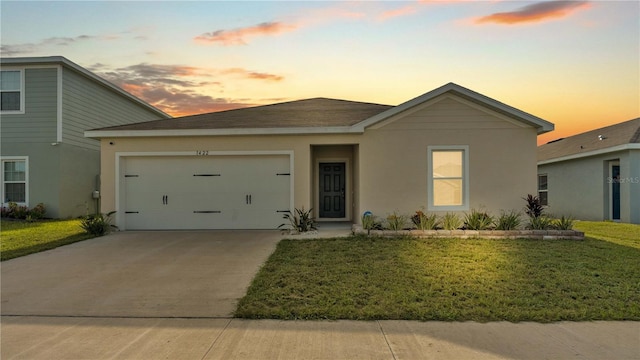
2;317;638;359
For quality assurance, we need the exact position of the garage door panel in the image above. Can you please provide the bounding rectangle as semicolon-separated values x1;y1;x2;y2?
123;154;290;230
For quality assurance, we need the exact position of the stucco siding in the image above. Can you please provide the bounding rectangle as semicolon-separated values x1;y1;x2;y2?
61;67;164;150
1;68;57;144
538;150;635;222
628;150;640;224
99;128;538;228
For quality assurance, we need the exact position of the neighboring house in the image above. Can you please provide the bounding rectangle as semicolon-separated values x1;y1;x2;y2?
538;118;640;224
1;56;169;218
85;83;554;230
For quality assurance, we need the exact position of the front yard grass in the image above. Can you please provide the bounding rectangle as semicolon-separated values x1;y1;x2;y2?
1;219;94;261
235;221;640;322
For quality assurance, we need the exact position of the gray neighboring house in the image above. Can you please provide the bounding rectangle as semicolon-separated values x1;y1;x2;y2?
537;118;640;224
1;56;168;218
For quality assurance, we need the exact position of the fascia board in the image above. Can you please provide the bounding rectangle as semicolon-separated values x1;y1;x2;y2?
537;144;640;165
85;126;362;138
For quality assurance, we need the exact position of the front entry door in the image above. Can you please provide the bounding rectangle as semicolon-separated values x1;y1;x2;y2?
319;163;345;218
611;164;620;220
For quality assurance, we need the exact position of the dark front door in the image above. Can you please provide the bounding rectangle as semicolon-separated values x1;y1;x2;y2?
319;163;345;218
612;165;620;220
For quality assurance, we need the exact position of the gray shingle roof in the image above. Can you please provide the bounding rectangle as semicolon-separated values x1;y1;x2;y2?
97;98;393;131
538;118;640;162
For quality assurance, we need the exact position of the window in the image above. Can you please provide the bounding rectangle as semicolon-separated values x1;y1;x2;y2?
428;146;469;211
538;174;548;206
2;158;28;205
1;70;24;112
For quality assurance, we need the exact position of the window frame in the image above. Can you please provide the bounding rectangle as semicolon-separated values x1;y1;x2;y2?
1;156;29;206
427;145;469;211
537;174;548;206
0;68;25;114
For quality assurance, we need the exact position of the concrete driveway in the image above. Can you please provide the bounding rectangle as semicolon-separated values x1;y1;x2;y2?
1;230;282;318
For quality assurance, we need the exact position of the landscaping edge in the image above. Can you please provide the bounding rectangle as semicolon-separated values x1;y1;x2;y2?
352;225;585;240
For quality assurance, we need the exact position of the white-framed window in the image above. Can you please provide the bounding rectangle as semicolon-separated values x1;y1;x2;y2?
427;146;469;211
1;157;28;205
538;174;548;206
1;69;25;113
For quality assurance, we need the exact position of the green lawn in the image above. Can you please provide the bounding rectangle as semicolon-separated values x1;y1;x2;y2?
235;221;640;322
1;219;94;261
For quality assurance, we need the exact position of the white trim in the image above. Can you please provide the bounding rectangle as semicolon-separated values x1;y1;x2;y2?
427;145;470;212
0;68;26;114
315;158;351;222
114;150;294;230
1;156;29;206
538;144;640;165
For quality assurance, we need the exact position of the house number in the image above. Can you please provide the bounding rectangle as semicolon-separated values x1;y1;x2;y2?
196;150;209;156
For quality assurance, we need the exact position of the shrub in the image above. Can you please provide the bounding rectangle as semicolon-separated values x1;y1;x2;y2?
464;209;494;230
553;215;574;230
495;210;522;230
386;211;408;231
411;210;439;230
80;211;117;236
527;215;554;230
0;202;46;220
442;213;462;230
523;194;545;218
278;207;316;233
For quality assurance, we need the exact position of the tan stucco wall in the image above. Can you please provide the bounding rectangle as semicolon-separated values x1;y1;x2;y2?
98;95;540;228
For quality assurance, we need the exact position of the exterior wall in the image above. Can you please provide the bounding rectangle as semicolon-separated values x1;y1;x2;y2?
1;68;58;144
538;150;638;223
1;61;166;218
98;94;541;228
99;135;361;228
358;96;537;218
61;67;166;150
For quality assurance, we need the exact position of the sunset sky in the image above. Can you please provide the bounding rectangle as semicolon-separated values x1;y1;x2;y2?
1;0;638;144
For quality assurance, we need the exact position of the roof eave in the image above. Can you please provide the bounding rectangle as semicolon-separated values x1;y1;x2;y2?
85;126;363;138
538;143;640;165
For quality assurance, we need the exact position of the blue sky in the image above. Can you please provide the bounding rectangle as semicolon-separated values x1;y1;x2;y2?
2;1;638;144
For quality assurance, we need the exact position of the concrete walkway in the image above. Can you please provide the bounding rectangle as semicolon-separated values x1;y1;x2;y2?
2;317;638;359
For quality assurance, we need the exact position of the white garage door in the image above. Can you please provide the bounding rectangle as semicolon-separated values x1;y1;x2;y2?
122;155;291;230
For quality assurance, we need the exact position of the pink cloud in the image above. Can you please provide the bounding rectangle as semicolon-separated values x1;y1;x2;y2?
475;1;591;25
378;4;418;21
194;21;297;45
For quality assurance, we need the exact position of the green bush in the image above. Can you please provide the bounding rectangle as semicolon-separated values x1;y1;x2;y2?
411;210;439;230
386;211;408;231
278;207;316;233
464;209;494;230
527;215;554;230
80;211;117;236
553;215;574;230
495;210;522;230
442;213;462;230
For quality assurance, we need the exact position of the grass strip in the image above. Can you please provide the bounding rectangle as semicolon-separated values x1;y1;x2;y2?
1;219;94;261
236;221;640;322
